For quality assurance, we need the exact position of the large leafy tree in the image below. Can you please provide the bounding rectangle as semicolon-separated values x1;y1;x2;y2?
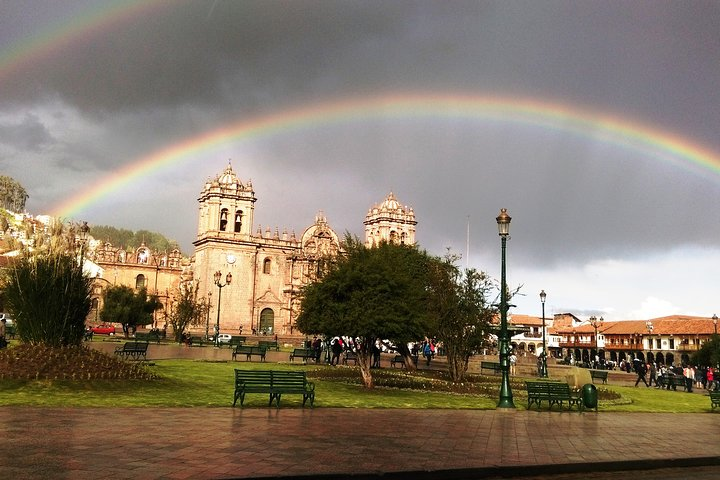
296;237;434;388
426;254;497;382
168;280;210;343
1;251;91;346
691;336;720;369
100;285;161;337
0;175;28;212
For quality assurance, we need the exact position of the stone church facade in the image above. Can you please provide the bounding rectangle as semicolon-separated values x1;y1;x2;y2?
85;162;416;338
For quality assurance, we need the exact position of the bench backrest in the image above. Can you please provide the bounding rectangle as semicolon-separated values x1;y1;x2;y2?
234;370;272;387
525;381;549;395
271;371;308;389
547;382;571;396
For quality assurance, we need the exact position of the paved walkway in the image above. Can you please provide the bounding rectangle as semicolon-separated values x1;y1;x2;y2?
1;407;719;479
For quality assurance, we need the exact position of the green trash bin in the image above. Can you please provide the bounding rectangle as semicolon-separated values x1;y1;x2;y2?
582;383;598;410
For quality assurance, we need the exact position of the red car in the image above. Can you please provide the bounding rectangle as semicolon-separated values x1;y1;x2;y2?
90;324;116;335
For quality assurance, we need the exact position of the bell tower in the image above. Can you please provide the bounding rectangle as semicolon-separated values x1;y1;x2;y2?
195;161;256;242
364;192;417;247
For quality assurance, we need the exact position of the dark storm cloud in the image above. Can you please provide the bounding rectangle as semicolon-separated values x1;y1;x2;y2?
0;114;54;151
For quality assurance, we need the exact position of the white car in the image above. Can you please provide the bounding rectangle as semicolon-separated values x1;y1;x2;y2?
215;333;232;344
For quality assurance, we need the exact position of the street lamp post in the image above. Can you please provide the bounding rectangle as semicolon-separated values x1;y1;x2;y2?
589;315;603;366
77;221;89;267
496;208;515;409
540;290;548;378
205;291;212;340
646;320;654;351
213;271;232;347
713;314;718;336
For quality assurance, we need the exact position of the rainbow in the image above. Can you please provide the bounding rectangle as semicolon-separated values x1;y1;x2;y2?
0;0;164;84
51;92;720;218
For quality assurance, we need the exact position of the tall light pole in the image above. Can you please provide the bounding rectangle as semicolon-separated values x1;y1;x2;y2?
540;290;548;378
589;315;603;365
496;208;515;409
646;320;654;351
213;271;232;347
77;221;89;267
205;291;212;340
713;314;718;336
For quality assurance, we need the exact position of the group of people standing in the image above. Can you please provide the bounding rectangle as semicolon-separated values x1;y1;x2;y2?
633;360;717;393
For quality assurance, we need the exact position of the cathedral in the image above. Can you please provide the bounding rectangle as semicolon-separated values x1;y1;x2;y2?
192;162;416;336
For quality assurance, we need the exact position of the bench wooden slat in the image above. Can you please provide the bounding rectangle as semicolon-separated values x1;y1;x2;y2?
710;392;720;411
113;342;149;361
481;361;501;374
526;381;583;411
232;345;267;362
589;370;608;384
289;348;315;363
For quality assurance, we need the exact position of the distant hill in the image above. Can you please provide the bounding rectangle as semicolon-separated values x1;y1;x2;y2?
89;225;182;255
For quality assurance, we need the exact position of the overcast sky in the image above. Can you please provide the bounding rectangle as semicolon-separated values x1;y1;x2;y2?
2;0;720;321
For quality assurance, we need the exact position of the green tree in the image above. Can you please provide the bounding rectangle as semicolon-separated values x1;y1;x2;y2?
89;225;180;253
1;251;91;346
168;281;210;343
691;336;720;369
0;175;28;212
296;237;434;388
426;254;497;382
100;285;161;337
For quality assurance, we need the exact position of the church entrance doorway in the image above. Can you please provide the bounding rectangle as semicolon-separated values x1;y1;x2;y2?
259;308;274;335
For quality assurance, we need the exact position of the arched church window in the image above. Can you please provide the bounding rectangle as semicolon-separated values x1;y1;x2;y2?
135;274;146;289
263;258;271;274
389;230;398;244
400;232;407;245
259;308;274;335
234;210;243;232
220;208;229;231
91;298;99;310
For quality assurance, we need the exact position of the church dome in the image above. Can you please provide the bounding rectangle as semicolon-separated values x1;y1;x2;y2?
217;162;240;187
379;192;401;211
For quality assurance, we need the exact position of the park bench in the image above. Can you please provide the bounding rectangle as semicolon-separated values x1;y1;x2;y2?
232;369;315;408
289;348;316;363
589;370;608;384
390;355;405;368
481;361;501;375
710;392;720;411
135;332;161;344
526;381;583;411
659;374;688;391
232;345;267;362
258;340;280;351
229;336;246;347
343;351;358;365
114;341;149;361
190;336;205;346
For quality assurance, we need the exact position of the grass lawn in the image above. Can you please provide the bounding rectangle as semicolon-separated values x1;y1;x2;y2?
0;358;715;412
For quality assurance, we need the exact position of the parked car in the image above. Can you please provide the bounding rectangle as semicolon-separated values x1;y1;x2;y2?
90;324;116;335
216;333;232;344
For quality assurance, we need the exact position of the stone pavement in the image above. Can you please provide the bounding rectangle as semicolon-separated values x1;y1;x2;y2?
1;407;719;480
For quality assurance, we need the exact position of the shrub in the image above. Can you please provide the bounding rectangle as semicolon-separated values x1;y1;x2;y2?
2;251;91;346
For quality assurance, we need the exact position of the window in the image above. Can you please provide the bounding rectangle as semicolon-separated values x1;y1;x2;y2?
135;274;146;289
220;208;228;231
234;210;243;232
263;258;271;274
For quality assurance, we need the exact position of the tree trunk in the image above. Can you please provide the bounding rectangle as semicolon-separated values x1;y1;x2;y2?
357;349;374;388
397;342;417;372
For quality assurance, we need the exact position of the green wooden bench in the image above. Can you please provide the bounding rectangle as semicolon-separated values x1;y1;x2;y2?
481;361;501;374
232;369;315;408
114;341;149;361
710;391;720;411
229;336;246;347
526;381;583;411
189;336;205;347
232;345;267;362
659;374;688;391
289;348;315;363
343;351;358;365
258;340;280;351
134;332;161;344
390;355;405;368
589;370;608;384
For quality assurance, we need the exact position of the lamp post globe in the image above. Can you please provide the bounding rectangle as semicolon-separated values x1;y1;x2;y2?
540;290;547;378
496;208;515;409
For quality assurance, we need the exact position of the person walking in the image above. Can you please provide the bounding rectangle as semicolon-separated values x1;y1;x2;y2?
648;362;657;387
634;360;649;387
684;365;695;393
0;317;6;349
